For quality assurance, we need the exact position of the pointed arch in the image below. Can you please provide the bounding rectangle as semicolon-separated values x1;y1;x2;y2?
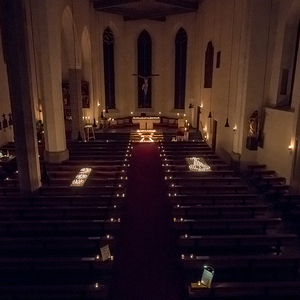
137;30;152;108
174;27;187;109
103;26;116;109
61;5;81;69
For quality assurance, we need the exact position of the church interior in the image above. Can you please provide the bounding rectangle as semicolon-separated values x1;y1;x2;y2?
1;0;300;299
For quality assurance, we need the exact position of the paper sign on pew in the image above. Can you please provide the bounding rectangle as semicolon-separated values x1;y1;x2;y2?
200;266;214;288
100;244;111;261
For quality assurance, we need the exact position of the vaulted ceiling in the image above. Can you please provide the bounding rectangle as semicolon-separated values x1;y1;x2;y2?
90;0;203;21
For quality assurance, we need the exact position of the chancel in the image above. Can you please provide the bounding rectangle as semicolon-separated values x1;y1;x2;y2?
1;0;300;299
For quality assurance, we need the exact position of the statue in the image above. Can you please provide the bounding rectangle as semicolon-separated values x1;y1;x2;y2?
132;73;159;95
248;110;259;138
246;110;259;150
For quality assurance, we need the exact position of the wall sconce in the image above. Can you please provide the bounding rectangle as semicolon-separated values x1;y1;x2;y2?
233;125;237;131
200;104;203;108
289;144;293;151
159;112;161;115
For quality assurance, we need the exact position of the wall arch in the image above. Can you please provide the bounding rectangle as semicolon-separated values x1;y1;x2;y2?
61;5;81;69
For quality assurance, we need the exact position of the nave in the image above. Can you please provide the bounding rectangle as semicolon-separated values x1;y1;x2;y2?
1;129;300;299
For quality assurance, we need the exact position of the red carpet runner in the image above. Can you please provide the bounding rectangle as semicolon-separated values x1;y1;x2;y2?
108;143;184;300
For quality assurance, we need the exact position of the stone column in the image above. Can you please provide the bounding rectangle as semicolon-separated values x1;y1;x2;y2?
0;0;41;194
37;0;69;162
69;68;84;141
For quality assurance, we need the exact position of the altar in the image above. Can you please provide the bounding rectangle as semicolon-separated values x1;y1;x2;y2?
132;117;160;130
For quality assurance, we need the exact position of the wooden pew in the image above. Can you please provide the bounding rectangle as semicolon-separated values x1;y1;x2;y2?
178;234;297;255
0;235;116;256
188;281;300;299
0;205;121;220
0;284;108;299
169;176;241;186
173;218;282;234
38;186;126;196
0;195;123;206
182;254;300;281
172;204;269;219
0;218;121;236
169;184;249;195
170;193;258;205
164;170;235;178
0;256;114;272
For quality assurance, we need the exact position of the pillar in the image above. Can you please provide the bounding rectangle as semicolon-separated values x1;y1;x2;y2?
37;0;69;162
0;0;41;193
69;68;84;140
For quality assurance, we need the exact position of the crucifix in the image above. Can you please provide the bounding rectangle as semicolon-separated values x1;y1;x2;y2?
132;73;159;95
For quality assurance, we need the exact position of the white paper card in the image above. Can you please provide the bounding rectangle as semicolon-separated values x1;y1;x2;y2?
100;245;111;261
201;268;214;288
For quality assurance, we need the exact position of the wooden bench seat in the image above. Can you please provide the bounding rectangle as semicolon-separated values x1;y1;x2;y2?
166;158;225;165
0;195;122;206
260;176;286;185
172;204;268;219
45;165;125;172
0;186;20;196
170;193;258;205
38;186;126;196
252;169;276;178
182;254;300;281
165;170;235;178
0;256;113;271
70;155;128;161
168;164;230;171
173;218;281;234
0;205;121;220
248;164;267;175
0;235;116;256
40;177;127;187
46;170;126;179
0;284;108;299
188;281;300;298
170;184;249;195
178;233;297;255
0;219;121;236
169;177;241;186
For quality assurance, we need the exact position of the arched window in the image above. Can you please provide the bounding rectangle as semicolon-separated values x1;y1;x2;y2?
174;28;187;109
204;41;214;88
137;30;152;108
278;20;300;107
103;27;115;109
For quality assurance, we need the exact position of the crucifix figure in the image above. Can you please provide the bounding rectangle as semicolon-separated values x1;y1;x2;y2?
132;74;159;95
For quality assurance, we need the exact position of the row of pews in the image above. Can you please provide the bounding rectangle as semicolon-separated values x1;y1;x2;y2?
0;133;132;299
159;138;300;299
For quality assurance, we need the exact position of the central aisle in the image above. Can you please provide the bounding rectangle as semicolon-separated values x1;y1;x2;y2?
108;143;184;300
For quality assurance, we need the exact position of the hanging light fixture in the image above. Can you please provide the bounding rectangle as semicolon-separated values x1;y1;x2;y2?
225;118;229;127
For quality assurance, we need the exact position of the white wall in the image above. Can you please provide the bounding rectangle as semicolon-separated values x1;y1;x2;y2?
258;107;294;182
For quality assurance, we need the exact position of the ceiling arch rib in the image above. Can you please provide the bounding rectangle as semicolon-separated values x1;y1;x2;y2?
90;0;202;21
